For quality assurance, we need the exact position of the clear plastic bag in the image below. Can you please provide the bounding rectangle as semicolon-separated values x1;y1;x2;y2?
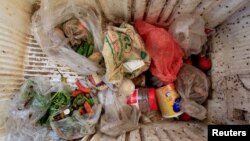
5;116;64;141
50;104;102;140
38;83;72;125
9;77;52;125
135;20;184;84
5;119;55;141
180;100;207;120
169;14;207;58
175;64;209;120
32;0;103;75
100;89;140;137
5;78;62;141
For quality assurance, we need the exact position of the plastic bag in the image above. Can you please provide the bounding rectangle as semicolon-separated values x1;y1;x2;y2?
50;104;102;140
32;0;103;75
102;23;151;87
9;78;52;125
169;14;207;58
5;115;63;141
5;119;57;141
62;18;92;46
175;64;209;120
39;83;72;125
135;20;184;84
100;89;140;137
5;78;61;141
180;100;207;120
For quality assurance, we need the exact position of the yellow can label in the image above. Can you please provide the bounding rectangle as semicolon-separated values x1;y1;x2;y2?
156;84;183;118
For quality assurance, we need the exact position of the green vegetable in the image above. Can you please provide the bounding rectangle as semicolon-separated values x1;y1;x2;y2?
49;91;71;114
21;80;36;101
87;45;94;57
83;96;94;106
82;42;89;57
140;51;147;59
32;93;50;109
89;98;94;106
39;91;71;125
77;45;85;55
72;95;85;108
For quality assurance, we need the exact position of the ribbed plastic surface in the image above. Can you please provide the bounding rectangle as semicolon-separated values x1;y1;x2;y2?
0;0;31;97
82;121;207;141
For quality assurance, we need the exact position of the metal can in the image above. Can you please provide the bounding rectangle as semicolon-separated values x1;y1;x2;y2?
156;83;183;118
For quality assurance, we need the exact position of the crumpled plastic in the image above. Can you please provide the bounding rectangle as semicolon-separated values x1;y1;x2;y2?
5;78;59;141
5;119;60;141
175;64;210;120
32;0;103;75
169;14;207;58
102;23;151;87
135;20;184;84
50;104;102;140
100;89;140;137
8;77;52;125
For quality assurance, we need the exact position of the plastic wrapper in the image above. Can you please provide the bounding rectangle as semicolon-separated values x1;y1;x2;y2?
100;89;140;137
169;14;207;58
5;119;60;141
175;64;209;120
180;100;207;120
32;0;103;75
102;23;151;87
135;20;184;84
5;78;62;141
50;105;102;140
9;78;52;125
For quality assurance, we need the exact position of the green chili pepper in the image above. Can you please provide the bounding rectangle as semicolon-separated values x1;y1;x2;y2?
87;45;94;57
72;95;85;108
83;42;89;57
77;45;85;55
39;91;71;125
83;96;94;106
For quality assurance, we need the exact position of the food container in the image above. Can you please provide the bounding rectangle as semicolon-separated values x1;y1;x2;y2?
127;88;158;115
156;83;183;118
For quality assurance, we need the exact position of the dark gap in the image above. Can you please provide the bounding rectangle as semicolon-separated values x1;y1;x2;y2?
157;0;169;23
143;0;151;20
130;0;135;22
125;132;130;141
163;129;175;141
164;0;180;23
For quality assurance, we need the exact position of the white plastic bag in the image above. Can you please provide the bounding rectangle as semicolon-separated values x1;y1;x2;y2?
32;0;103;75
100;89;140;137
169;14;207;58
